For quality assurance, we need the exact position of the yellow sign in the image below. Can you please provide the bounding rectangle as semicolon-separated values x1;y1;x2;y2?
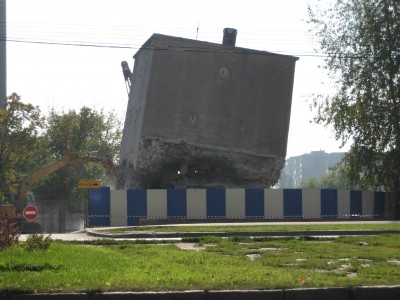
78;181;101;189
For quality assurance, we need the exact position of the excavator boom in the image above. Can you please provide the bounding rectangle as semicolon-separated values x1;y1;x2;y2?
18;152;120;202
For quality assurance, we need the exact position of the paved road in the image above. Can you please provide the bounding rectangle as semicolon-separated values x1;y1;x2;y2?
19;230;181;241
18;230;101;241
18;220;400;241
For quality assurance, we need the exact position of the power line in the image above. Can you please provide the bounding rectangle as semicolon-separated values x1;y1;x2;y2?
3;21;314;42
2;37;324;57
5;38;137;49
2;37;396;60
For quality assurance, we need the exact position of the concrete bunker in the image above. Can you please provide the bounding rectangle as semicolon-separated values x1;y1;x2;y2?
119;29;298;189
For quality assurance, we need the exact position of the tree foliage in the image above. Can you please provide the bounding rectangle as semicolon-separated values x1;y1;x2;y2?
308;0;400;201
300;172;348;189
0;94;122;212
32;107;122;207
0;93;44;200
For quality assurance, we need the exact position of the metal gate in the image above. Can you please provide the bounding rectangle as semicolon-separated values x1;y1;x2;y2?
31;199;85;233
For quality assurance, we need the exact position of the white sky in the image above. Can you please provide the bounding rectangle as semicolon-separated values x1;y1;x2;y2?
6;0;350;159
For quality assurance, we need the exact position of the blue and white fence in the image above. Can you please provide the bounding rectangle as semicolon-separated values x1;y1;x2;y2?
88;188;395;227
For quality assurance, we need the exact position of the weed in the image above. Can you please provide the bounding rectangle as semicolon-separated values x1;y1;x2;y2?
296;235;318;241
253;236;295;242
0;263;66;272
228;236;252;243
181;237;201;243
24;233;53;251
197;236;222;246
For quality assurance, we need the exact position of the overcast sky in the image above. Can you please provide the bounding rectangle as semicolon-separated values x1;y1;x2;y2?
5;0;349;158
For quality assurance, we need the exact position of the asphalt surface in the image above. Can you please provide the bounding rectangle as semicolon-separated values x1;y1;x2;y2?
18;220;400;241
18;230;102;242
1;287;400;300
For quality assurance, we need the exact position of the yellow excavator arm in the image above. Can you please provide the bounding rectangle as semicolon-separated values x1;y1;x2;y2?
18;152;119;202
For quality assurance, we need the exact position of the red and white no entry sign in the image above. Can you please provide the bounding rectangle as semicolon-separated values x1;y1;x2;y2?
23;205;38;220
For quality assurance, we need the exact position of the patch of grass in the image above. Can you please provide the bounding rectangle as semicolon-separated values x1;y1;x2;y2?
1;234;400;293
197;236;223;246
0;263;67;272
24;234;53;251
228;236;253;243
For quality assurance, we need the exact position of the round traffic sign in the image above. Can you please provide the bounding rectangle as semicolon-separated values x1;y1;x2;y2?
23;205;38;220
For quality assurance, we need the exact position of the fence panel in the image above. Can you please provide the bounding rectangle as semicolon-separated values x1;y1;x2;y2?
88;188;397;227
33;199;84;233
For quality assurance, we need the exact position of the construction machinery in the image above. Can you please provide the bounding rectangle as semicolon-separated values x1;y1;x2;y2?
1;151;122;232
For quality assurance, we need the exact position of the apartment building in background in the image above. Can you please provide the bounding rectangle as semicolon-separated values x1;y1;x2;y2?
278;150;346;188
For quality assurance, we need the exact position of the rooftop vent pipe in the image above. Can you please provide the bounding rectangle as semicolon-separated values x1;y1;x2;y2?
222;28;237;47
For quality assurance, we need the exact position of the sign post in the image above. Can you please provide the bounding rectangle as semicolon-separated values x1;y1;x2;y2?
78;181;101;189
78;181;102;228
23;205;38;221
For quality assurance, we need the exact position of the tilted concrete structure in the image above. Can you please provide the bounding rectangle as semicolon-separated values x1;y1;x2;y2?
120;29;298;189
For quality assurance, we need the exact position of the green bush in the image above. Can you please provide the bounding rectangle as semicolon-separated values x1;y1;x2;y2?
0;210;19;250
24;233;53;251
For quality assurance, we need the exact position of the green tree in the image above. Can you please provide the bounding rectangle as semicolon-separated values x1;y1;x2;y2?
308;0;400;216
300;172;348;189
0;93;44;200
300;176;319;189
32;107;122;210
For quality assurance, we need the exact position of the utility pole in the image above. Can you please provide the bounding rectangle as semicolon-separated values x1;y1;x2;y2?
0;0;6;107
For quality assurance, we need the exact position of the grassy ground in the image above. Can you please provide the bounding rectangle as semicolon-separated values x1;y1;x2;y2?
1;234;400;293
97;222;400;234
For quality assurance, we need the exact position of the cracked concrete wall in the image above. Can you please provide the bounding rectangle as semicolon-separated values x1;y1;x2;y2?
120;33;298;189
133;137;284;188
119;48;153;169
